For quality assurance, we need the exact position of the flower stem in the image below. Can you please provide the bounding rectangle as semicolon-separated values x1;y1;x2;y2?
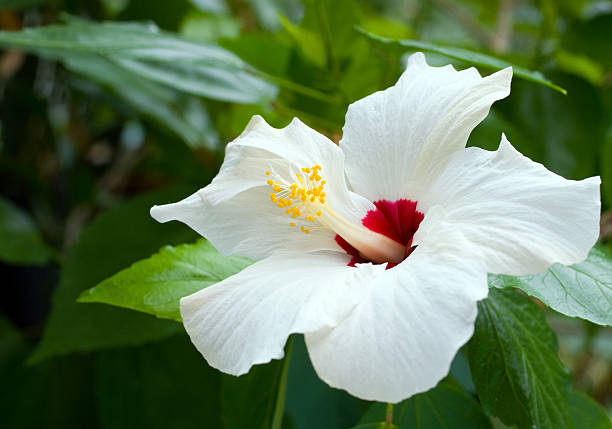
385;402;394;425
270;336;294;429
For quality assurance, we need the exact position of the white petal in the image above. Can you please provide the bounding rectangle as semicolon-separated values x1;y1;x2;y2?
151;188;338;258
180;252;369;376
340;52;512;201
151;115;373;259
416;135;601;275
305;230;488;403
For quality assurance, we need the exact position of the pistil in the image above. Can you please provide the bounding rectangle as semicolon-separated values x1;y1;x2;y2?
265;165;406;264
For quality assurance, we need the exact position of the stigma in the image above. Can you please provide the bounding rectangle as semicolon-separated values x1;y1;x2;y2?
265;165;406;264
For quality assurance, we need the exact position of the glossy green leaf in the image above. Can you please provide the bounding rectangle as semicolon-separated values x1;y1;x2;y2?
357;381;491;429
79;239;251;322
569;391;612;429
0;196;52;266
490;246;612;326
28;187;197;364
358;28;567;94
468;289;571;428
95;334;222;429
0;16;277;105
65;54;219;149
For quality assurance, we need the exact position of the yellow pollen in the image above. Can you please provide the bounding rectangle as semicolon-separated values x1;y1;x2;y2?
265;164;328;233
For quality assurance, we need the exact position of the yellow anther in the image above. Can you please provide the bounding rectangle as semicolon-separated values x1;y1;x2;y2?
266;165;327;231
300;226;310;234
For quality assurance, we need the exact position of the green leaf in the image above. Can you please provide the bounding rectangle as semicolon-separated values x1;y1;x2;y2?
0;195;52;266
352;424;398;429
79;239;251;322
247;0;304;31
28;187;197;364
285;336;365;429
221;340;290;429
569;391;612;429
490;246;612;327
357;28;567;94
468;289;571;428
496;76;603;180
0;16;277;105
95;334;222;429
357;382;491;429
65;54;219;149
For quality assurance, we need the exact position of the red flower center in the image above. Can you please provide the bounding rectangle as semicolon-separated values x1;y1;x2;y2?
335;199;424;269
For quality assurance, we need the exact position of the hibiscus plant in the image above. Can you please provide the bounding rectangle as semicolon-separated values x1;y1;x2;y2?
1;1;611;429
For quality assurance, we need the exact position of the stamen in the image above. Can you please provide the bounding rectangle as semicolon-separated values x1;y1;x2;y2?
264;165;406;264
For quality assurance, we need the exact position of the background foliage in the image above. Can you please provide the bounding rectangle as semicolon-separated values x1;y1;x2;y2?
1;0;611;427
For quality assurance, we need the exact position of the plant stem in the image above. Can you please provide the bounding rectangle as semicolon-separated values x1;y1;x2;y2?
258;72;341;104
385;402;394;425
270;336;294;429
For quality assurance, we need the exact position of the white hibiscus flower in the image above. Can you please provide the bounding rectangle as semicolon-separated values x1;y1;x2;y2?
150;53;601;403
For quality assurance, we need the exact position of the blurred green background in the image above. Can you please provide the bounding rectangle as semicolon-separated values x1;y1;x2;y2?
0;0;611;427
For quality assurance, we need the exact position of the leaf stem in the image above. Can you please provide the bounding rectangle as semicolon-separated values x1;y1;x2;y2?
385;402;394;425
270;336;294;429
